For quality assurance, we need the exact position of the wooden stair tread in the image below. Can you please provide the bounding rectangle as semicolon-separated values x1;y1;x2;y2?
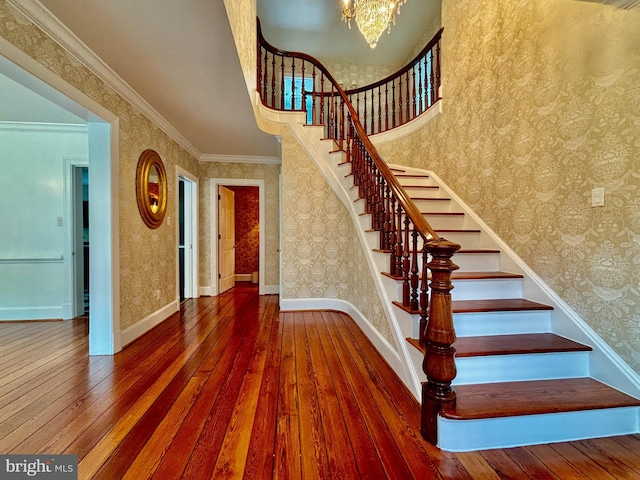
402;185;439;189
383;271;523;281
435;229;481;233
407;333;591;357
373;248;499;254
454;333;591;357
395;173;426;178
441;378;640;420
452;298;553;313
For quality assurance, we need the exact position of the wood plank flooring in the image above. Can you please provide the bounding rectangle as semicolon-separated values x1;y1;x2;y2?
1;283;640;479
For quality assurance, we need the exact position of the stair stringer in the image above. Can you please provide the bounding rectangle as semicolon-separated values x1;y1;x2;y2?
396;164;640;400
257;103;424;398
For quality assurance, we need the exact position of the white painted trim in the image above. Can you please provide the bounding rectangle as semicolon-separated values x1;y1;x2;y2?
0;35;120;356
199;286;214;297
176;166;199;301
280;298;404;376
200;154;280;165
370;100;442;147
63;156;89;320
120;300;179;347
7;0;201;159
210;178;267;295
0;306;64;321
438;406;640;452
0;122;87;133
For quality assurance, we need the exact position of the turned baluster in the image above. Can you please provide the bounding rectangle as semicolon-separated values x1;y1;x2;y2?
392;81;397;128
410;228;419;311
394;204;404;277
382;184;392;251
419;246;429;347
388;196;398;272
421;238;460;445
402;215;411;306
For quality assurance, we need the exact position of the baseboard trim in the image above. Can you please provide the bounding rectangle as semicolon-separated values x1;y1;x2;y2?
0;306;64;321
199;285;214;297
120;300;179;347
280;297;403;376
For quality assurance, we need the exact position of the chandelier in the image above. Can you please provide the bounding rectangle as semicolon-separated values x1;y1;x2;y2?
342;0;407;49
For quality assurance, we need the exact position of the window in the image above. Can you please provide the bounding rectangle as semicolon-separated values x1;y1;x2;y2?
284;76;314;124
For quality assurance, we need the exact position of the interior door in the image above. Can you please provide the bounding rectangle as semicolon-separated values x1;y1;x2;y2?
218;185;235;293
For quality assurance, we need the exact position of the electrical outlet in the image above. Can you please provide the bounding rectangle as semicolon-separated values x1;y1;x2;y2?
57;217;64;227
591;187;605;207
156;289;161;300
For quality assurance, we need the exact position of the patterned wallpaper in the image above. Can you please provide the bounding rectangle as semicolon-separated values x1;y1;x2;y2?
228;186;259;275
198;161;280;289
0;1;199;330
377;0;640;373
280;130;393;345
320;60;395;90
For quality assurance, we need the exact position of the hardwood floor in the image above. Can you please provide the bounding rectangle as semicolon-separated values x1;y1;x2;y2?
1;283;640;479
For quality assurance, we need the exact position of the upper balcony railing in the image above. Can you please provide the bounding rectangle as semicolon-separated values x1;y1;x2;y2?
257;21;442;138
257;18;458;446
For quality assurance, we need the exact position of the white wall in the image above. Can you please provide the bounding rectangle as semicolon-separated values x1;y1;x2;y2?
0;122;88;320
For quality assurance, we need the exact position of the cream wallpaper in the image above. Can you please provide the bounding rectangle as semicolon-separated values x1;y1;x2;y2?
280;131;394;345
377;0;640;373
320;60;396;90
198;161;280;289
0;1;199;330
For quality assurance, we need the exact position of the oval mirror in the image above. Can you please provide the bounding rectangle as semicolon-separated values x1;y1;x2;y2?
136;149;167;229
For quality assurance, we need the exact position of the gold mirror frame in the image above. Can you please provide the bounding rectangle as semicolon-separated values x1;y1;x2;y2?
136;149;167;229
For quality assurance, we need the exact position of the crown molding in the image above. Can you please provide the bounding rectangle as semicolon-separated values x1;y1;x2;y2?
7;0;202;159
200;154;281;165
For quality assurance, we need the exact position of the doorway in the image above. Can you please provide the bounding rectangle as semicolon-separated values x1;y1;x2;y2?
69;163;89;318
178;169;198;302
0;47;119;355
211;178;265;295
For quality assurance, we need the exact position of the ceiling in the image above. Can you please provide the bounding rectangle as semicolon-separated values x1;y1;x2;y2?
5;0;439;159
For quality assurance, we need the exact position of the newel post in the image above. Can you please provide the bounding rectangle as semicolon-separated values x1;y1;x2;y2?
421;238;460;445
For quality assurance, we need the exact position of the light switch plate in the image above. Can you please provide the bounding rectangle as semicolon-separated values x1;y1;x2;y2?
591;187;605;207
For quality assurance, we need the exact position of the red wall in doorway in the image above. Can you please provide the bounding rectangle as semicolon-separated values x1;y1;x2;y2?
228;186;259;275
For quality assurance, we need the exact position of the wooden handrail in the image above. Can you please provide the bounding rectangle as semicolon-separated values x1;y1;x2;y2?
257;18;459;446
344;27;443;96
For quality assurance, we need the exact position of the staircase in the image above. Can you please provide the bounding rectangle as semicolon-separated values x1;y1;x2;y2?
376;163;640;451
255;23;640;452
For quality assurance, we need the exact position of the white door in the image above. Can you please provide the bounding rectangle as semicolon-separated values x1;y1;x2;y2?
218;186;235;293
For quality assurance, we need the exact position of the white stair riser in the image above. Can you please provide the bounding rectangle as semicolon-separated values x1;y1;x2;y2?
438;407;640;452
423;214;468;230
453;252;501;272
402;186;446;198
453;351;590;385
434;231;482;249
451;278;522;300
454;310;552;337
412;199;454;212
371;250;391;273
